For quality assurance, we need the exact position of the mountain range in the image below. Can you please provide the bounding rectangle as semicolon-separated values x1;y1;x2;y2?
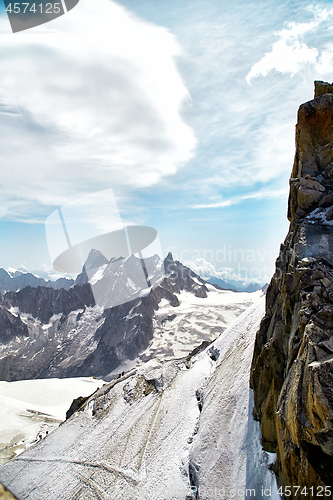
0;252;258;382
207;276;264;292
0;268;74;294
0;291;271;500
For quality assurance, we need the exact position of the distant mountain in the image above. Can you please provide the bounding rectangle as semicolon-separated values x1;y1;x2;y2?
75;250;165;308
0;268;74;294
207;276;236;291
207;276;263;292
244;283;261;292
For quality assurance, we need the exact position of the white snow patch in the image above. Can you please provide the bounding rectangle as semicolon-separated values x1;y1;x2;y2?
89;264;108;285
9;307;19;317
0;377;104;465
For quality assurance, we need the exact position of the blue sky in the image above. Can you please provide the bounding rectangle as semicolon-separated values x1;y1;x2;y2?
0;0;333;283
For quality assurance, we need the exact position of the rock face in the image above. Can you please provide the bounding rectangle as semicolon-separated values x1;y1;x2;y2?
251;84;333;495
5;283;95;324
0;296;28;343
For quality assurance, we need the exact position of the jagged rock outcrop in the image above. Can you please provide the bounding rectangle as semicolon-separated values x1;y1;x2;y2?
251;83;333;495
0;295;28;343
162;251;208;298
5;283;95;324
315;80;333;98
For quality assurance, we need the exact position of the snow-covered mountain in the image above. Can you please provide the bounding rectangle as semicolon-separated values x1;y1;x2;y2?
0;253;258;382
0;268;74;294
207;276;264;292
75;250;165;309
0;292;279;500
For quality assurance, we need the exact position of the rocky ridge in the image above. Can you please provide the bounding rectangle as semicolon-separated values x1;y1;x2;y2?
251;81;333;495
0;252;248;382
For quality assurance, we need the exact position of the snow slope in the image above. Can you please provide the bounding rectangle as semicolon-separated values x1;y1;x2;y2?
0;378;104;465
0;292;279;500
107;287;261;377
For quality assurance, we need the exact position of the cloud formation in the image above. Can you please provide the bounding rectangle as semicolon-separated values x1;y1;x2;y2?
183;256;269;285
192;187;288;210
0;0;196;219
247;8;332;83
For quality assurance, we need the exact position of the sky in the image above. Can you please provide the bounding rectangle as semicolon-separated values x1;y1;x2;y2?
0;0;333;284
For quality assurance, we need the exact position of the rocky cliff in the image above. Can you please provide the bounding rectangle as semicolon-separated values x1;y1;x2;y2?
251;82;333;495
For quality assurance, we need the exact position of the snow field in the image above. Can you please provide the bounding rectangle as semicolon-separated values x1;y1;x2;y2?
0;377;104;465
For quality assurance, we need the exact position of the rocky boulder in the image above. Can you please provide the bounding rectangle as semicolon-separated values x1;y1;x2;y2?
0;483;18;500
315;80;333;98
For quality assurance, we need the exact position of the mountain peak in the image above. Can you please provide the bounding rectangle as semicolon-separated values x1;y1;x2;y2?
83;249;109;272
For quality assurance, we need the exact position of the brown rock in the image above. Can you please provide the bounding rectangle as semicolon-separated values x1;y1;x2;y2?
297;177;325;210
0;484;17;500
251;83;333;498
315;80;333;98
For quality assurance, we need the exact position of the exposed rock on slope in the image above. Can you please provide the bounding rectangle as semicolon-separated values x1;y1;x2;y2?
251;84;333;495
0;296;28;343
0;483;17;500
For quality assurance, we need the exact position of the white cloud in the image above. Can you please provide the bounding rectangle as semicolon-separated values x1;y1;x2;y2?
316;43;333;73
0;0;196;219
247;8;332;84
192;186;288;209
183;256;269;285
184;257;217;278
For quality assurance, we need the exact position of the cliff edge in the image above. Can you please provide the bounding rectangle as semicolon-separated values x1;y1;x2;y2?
251;81;333;495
